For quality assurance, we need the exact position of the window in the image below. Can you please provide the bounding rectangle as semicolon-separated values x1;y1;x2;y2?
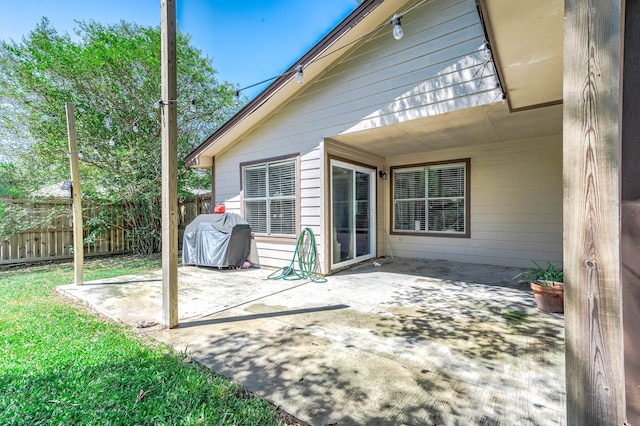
392;160;468;236
242;159;296;236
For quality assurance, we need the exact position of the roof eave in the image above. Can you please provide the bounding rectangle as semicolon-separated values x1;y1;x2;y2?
185;0;393;168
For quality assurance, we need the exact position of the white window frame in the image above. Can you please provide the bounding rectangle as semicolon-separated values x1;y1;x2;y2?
330;159;377;269
242;158;296;237
392;160;469;237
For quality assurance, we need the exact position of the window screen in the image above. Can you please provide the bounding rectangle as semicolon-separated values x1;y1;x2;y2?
393;162;466;234
243;159;296;236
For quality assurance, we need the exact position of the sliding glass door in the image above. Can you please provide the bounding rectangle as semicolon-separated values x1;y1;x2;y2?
331;160;376;269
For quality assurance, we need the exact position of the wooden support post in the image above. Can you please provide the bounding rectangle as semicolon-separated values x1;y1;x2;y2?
563;0;625;423
622;0;640;422
161;0;178;328
65;102;84;286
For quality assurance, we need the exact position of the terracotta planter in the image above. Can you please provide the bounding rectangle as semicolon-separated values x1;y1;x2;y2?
530;280;564;313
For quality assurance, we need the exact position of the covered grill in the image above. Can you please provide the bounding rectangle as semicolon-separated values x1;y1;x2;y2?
182;213;251;268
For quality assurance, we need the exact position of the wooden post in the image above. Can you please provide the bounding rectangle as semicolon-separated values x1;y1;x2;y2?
65;102;84;286
563;0;625;423
161;0;178;328
622;0;640;422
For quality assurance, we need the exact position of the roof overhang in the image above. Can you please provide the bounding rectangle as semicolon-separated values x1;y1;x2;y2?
186;0;564;167
186;0;415;168
330;102;562;157
331;0;565;157
479;0;563;111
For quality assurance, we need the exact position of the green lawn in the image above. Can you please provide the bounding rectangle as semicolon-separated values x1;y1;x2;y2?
0;256;289;425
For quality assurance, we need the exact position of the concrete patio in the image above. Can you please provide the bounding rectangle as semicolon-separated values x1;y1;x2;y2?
58;258;566;425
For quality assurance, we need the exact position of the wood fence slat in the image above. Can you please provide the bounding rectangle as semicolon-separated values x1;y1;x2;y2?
1;237;8;261
0;194;211;265
18;232;25;259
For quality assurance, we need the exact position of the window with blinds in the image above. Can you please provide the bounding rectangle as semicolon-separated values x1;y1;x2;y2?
242;159;296;236
392;161;467;235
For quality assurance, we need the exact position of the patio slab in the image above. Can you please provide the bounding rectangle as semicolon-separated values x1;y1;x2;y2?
57;258;566;425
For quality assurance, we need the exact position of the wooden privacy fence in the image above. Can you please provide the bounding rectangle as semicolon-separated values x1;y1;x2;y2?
0;194;211;265
178;194;211;245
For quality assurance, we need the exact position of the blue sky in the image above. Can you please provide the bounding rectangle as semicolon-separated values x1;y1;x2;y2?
0;0;359;98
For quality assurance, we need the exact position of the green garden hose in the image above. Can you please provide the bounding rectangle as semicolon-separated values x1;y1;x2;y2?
267;227;327;283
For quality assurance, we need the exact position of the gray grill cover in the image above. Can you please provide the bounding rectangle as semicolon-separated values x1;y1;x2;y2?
182;213;251;268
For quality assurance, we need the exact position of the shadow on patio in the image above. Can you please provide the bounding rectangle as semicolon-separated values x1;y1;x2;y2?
58;258;565;425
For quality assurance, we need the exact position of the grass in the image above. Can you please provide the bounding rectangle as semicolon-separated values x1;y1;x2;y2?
0;256;289;425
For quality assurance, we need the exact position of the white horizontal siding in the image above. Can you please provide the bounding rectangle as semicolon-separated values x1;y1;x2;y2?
472;222;561;234
299;179;321;190
217;0;493;163
300;148;324;270
286;0;497;136
212;0;501;272
386;134;563;267
252;241;297;267
389;247;562;268
300;196;321;207
300;206;322;217
215;143;325;270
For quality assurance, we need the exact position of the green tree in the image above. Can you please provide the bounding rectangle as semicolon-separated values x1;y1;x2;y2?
0;19;239;253
0;162;22;197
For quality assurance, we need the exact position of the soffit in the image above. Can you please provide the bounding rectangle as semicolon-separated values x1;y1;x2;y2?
330;102;562;157
481;0;563;110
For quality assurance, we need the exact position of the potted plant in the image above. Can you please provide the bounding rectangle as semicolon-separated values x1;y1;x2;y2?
514;262;564;313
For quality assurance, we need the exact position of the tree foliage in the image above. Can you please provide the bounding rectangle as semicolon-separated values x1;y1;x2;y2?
0;19;239;253
0;163;24;197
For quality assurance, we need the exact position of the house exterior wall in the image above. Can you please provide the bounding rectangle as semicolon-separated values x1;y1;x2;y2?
214;136;323;269
297;0;499;138
212;0;502;272
386;134;563;268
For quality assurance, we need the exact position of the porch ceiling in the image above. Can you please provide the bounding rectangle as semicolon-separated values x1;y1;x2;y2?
481;0;564;110
329;102;562;157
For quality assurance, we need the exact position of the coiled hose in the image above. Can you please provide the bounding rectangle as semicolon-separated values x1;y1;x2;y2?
267;227;327;283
